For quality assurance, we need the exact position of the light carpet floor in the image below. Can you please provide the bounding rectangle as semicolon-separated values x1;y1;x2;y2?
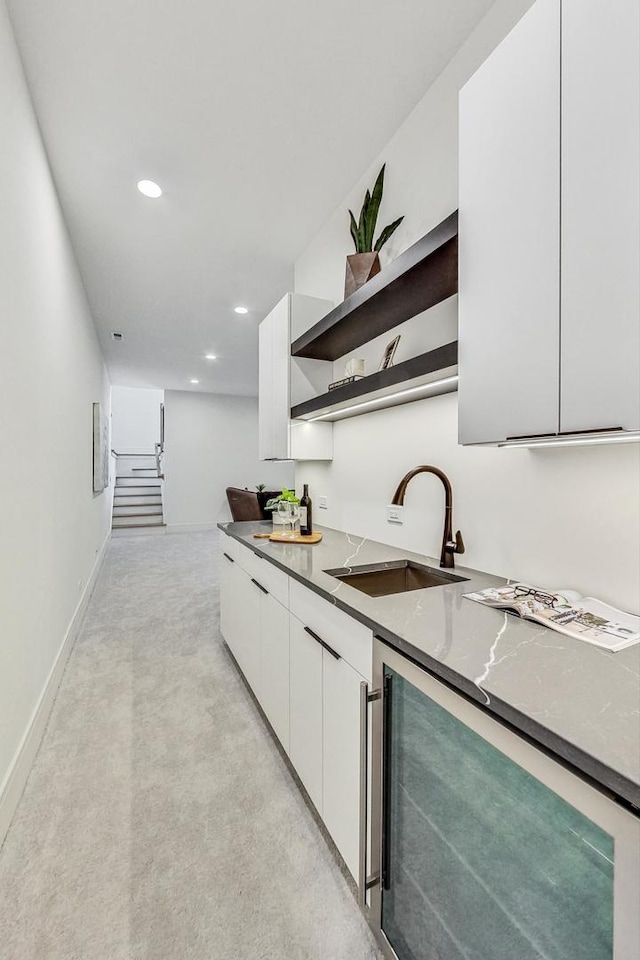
0;531;382;960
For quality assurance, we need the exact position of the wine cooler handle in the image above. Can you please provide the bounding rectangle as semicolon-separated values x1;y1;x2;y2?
359;682;382;908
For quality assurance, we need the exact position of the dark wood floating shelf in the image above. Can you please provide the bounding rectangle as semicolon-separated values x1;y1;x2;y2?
291;342;458;419
291;211;458;362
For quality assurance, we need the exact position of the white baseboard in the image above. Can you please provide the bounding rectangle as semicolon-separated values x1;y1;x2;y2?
166;521;220;534
0;531;111;848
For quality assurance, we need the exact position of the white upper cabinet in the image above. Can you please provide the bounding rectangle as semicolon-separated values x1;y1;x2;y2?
560;0;640;433
459;0;640;444
258;293;334;460
458;0;560;445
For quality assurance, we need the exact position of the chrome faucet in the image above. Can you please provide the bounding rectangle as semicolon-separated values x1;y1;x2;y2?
391;465;465;569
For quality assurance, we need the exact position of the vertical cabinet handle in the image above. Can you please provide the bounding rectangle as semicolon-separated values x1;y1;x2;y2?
223;553;234;563
359;683;381;908
303;625;341;661
382;672;393;891
251;578;269;595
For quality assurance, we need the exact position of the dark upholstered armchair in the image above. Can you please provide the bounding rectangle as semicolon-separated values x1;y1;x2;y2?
226;487;280;522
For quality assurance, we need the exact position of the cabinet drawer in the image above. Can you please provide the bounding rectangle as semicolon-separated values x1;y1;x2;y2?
221;534;253;573
243;549;289;609
290;580;372;681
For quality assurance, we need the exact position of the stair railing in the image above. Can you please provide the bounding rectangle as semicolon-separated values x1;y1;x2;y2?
111;450;164;479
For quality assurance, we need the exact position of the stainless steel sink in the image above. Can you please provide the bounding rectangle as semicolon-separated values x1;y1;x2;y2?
324;560;468;598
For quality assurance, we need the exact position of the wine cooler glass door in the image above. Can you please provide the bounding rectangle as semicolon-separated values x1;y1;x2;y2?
370;642;640;960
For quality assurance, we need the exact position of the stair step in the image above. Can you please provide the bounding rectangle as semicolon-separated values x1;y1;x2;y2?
112;515;165;527
115;478;161;488
111;525;167;538
112;505;163;517
113;496;162;506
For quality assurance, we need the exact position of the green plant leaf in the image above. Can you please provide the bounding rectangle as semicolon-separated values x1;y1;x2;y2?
365;165;385;250
374;216;404;252
349;210;359;251
356;202;368;253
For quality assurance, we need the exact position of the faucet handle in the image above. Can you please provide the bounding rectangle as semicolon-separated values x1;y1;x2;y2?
454;530;465;555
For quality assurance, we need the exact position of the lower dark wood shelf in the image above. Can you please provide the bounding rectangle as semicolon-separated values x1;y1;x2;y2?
291;341;458;420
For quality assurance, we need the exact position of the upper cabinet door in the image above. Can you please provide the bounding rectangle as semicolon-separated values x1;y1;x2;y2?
458;0;560;443
270;295;292;460
560;0;640;433
458;0;561;445
258;293;334;461
258;312;274;460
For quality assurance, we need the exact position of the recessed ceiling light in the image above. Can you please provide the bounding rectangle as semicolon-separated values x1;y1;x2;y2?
189;379;199;384
234;306;248;315
137;179;162;198
205;354;217;360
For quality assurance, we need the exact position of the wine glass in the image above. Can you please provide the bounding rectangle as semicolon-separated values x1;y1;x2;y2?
289;502;300;538
277;500;290;535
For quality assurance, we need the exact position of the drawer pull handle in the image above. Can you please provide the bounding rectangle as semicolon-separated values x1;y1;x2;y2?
223;553;234;563
304;625;341;661
251;578;269;595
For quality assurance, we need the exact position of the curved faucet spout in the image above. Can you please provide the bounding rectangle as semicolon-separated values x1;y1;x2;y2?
391;465;465;569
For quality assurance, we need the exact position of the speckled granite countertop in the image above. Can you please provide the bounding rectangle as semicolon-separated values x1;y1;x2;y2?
218;520;640;808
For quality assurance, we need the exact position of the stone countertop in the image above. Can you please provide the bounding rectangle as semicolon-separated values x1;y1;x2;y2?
218;520;640;809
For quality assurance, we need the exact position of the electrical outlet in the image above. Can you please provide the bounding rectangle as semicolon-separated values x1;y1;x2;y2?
318;495;328;510
386;504;404;524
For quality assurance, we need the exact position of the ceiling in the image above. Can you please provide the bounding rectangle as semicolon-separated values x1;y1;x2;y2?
7;0;495;395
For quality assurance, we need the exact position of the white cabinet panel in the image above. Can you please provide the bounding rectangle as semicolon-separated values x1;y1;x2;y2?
243;548;289;608
458;0;560;444
220;551;237;648
258;293;333;460
222;533;253;573
289;613;323;812
270;295;292;461
560;0;640;433
290;579;373;680
322;652;365;880
259;592;290;753
227;564;260;695
258;314;273;461
221;557;259;696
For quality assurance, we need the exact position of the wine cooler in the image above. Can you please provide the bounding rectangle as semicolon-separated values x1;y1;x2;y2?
363;638;640;960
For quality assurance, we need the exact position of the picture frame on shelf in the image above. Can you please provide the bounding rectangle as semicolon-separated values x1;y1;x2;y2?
379;335;401;371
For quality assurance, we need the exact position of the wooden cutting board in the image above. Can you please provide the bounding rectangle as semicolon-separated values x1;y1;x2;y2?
253;531;323;544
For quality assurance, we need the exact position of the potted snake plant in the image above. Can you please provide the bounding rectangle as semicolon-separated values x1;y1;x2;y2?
346;164;404;298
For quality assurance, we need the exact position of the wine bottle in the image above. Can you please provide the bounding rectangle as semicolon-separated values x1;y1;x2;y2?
299;484;313;536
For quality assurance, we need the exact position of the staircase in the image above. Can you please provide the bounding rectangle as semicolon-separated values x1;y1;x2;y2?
112;451;165;535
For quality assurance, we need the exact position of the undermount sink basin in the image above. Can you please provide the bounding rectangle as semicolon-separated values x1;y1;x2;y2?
324;560;468;598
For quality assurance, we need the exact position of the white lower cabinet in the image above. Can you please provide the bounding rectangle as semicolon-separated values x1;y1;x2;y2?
289;610;368;880
289;613;324;811
220;536;371;883
220;552;260;694
321;648;365;881
259;590;290;753
220;549;236;644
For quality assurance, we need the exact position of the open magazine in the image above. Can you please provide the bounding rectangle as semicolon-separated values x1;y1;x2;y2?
464;583;640;652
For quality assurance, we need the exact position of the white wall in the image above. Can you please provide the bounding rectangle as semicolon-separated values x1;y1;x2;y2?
163;391;294;527
111;386;163;454
294;0;640;614
0;0;111;840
